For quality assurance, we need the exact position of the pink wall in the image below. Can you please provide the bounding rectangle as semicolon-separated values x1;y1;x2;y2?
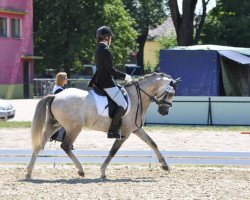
0;0;33;84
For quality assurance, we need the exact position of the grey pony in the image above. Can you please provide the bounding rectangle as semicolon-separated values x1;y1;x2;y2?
26;72;180;179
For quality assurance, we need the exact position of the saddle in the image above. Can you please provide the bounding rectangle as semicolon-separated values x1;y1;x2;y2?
91;84;129;118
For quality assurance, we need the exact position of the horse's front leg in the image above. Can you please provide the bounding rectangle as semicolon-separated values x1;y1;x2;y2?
133;128;169;171
100;134;129;179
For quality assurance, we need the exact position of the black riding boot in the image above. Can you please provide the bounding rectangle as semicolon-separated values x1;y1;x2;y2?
107;106;126;139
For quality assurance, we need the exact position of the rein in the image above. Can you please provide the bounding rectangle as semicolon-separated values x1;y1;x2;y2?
134;82;143;128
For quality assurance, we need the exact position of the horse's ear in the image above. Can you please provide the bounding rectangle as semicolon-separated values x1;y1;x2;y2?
170;77;181;87
175;77;181;84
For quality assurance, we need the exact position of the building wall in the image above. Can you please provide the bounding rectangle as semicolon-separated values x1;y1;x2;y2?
144;40;160;67
0;0;33;99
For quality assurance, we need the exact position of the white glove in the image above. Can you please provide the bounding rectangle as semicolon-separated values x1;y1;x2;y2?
125;74;133;82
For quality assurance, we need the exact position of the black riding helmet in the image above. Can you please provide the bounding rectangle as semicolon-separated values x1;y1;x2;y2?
96;26;115;38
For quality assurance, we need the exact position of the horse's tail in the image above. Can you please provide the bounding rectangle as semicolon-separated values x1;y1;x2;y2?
31;95;55;151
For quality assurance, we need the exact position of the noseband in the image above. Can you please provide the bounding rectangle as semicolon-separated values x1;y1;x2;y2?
133;82;173;128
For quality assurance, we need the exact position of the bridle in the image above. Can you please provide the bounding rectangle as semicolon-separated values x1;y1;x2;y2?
133;81;174;128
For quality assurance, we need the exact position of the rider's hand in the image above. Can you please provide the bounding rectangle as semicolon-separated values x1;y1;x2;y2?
125;74;133;82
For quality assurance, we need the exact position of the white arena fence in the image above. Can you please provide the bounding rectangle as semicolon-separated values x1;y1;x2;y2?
33;79;250;125
1;150;250;165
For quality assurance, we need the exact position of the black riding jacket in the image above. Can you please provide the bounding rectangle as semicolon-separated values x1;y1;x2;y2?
89;43;126;89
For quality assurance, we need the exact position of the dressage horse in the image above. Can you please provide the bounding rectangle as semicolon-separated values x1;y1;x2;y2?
26;72;180;179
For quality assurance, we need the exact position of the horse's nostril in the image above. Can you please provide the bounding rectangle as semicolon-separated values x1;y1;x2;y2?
162;111;168;116
158;107;169;115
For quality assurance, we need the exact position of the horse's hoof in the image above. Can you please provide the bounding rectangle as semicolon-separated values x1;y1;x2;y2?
78;171;85;177
100;175;106;180
161;165;170;171
25;174;31;180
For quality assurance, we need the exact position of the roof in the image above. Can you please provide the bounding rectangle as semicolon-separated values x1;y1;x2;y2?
170;45;250;65
219;51;250;65
148;17;175;40
171;45;250;56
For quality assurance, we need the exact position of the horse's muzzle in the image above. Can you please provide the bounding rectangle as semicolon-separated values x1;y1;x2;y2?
158;106;169;115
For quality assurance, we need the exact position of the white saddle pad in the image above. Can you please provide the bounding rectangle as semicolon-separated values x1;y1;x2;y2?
90;88;131;118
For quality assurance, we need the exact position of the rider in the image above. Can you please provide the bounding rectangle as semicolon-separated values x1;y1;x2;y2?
89;26;133;139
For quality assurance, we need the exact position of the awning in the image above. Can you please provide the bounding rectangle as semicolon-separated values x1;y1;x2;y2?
21;55;43;60
218;50;250;65
0;8;27;15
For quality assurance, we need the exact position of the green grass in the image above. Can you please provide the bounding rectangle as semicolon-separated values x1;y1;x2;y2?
143;124;250;132
0;121;249;132
0;121;31;128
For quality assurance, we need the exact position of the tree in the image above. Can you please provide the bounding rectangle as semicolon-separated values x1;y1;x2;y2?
34;0;87;76
34;0;137;77
201;0;250;47
123;0;166;72
103;0;138;66
168;0;210;46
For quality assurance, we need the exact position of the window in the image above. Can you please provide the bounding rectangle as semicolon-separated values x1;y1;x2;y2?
11;18;21;38
0;17;8;37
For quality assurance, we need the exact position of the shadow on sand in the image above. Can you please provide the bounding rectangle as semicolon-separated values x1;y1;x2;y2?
19;177;157;184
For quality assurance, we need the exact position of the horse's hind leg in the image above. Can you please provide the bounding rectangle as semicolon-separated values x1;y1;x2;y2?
60;127;84;177
133;128;169;171
26;149;40;179
100;135;129;179
26;120;60;179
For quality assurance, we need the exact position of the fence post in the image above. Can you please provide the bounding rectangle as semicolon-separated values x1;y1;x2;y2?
207;97;213;125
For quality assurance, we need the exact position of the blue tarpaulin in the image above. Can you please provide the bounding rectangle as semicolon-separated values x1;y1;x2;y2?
160;50;221;96
160;45;250;96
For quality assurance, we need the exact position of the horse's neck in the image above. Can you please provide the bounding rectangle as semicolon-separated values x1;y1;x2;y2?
127;78;159;111
140;78;159;96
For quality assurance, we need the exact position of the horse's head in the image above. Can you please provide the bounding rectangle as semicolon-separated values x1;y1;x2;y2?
155;76;181;115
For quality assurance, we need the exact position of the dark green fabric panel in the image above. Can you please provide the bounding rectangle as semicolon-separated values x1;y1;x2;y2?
221;57;250;96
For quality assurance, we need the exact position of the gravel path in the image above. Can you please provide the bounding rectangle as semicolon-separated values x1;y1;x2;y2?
0;128;249;152
0;164;249;200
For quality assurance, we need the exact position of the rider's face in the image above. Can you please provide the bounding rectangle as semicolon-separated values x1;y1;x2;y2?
105;35;112;45
108;36;112;45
